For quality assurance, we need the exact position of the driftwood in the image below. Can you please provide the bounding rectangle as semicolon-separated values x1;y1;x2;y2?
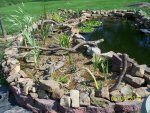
13;39;104;53
0;16;7;38
109;54;128;92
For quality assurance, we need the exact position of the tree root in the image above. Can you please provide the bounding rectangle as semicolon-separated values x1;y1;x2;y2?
109;54;128;92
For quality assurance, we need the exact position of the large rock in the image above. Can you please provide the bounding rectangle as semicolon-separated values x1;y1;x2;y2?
87;106;115;113
80;92;90;106
35;99;58;112
70;90;80;108
95;86;109;100
124;74;145;87
131;64;146;78
39;79;60;92
121;85;133;96
52;88;64;99
115;101;142;112
87;47;101;56
133;87;150;98
60;95;71;107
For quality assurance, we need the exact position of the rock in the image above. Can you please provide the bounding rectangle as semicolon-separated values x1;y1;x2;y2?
95;86;109;100
73;34;85;44
125;74;145;87
37;90;49;99
90;96;110;108
87;47;101;56
70;90;80;108
80;92;90;106
31;87;36;93
39;79;60;92
121;85;133;96
111;54;122;72
4;47;18;57
35;99;58;112
131;64;146;77
140;29;150;34
82;13;91;17
101;51;115;58
23;84;31;95
144;74;150;84
60;95;71;107
18;78;34;87
6;72;21;83
59;106;86;113
19;70;28;78
115;101;141;112
52;88;64;99
30;93;38;99
110;90;122;102
87;106;115;113
133;87;150;98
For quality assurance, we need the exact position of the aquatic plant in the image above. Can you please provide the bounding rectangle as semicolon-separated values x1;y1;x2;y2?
83;20;102;27
79;26;95;33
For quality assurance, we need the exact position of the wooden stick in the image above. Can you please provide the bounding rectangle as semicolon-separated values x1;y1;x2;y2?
109;54;128;92
13;39;104;53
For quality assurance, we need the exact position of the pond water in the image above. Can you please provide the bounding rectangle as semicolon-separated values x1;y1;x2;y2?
86;18;150;66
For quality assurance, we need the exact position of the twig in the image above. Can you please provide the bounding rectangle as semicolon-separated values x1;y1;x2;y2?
13;39;104;53
109;54;128;92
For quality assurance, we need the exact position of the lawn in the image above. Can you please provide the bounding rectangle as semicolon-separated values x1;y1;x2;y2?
0;0;150;35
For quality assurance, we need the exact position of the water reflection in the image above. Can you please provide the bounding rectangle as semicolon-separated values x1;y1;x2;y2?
86;18;150;66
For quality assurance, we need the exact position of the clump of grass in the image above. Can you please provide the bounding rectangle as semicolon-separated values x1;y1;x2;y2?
83;20;102;27
79;26;95;33
7;3;33;32
51;12;67;23
92;54;109;81
59;34;71;48
57;75;69;84
41;24;53;45
83;67;100;90
23;30;40;67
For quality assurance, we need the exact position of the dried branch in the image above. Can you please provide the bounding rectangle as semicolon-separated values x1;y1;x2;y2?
13;39;104;53
109;54;128;92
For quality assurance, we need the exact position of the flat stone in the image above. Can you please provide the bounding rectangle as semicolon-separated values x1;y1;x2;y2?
37;90;49;99
115;101;142;112
70;90;80;108
6;72;21;83
131;64;146;77
60;95;71;107
30;93;38;99
80;92;90;106
121;85;133;96
87;106;115;113
82;13;91;17
35;99;58;112
52;88;64;99
87;47;101;56
19;70;28;78
110;90;122;102
125;74;145;87
95;86;109;100
133;87;150;98
101;51;115;58
59;106;86;113
39;79;60;92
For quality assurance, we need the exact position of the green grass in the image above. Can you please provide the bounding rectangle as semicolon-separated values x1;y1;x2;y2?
0;0;150;35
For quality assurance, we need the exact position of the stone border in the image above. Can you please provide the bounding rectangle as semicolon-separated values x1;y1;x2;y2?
2;10;150;113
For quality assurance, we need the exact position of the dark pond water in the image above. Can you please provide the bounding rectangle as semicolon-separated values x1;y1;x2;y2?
86;18;150;66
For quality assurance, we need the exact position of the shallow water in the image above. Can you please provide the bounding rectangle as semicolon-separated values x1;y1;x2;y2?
87;18;150;66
